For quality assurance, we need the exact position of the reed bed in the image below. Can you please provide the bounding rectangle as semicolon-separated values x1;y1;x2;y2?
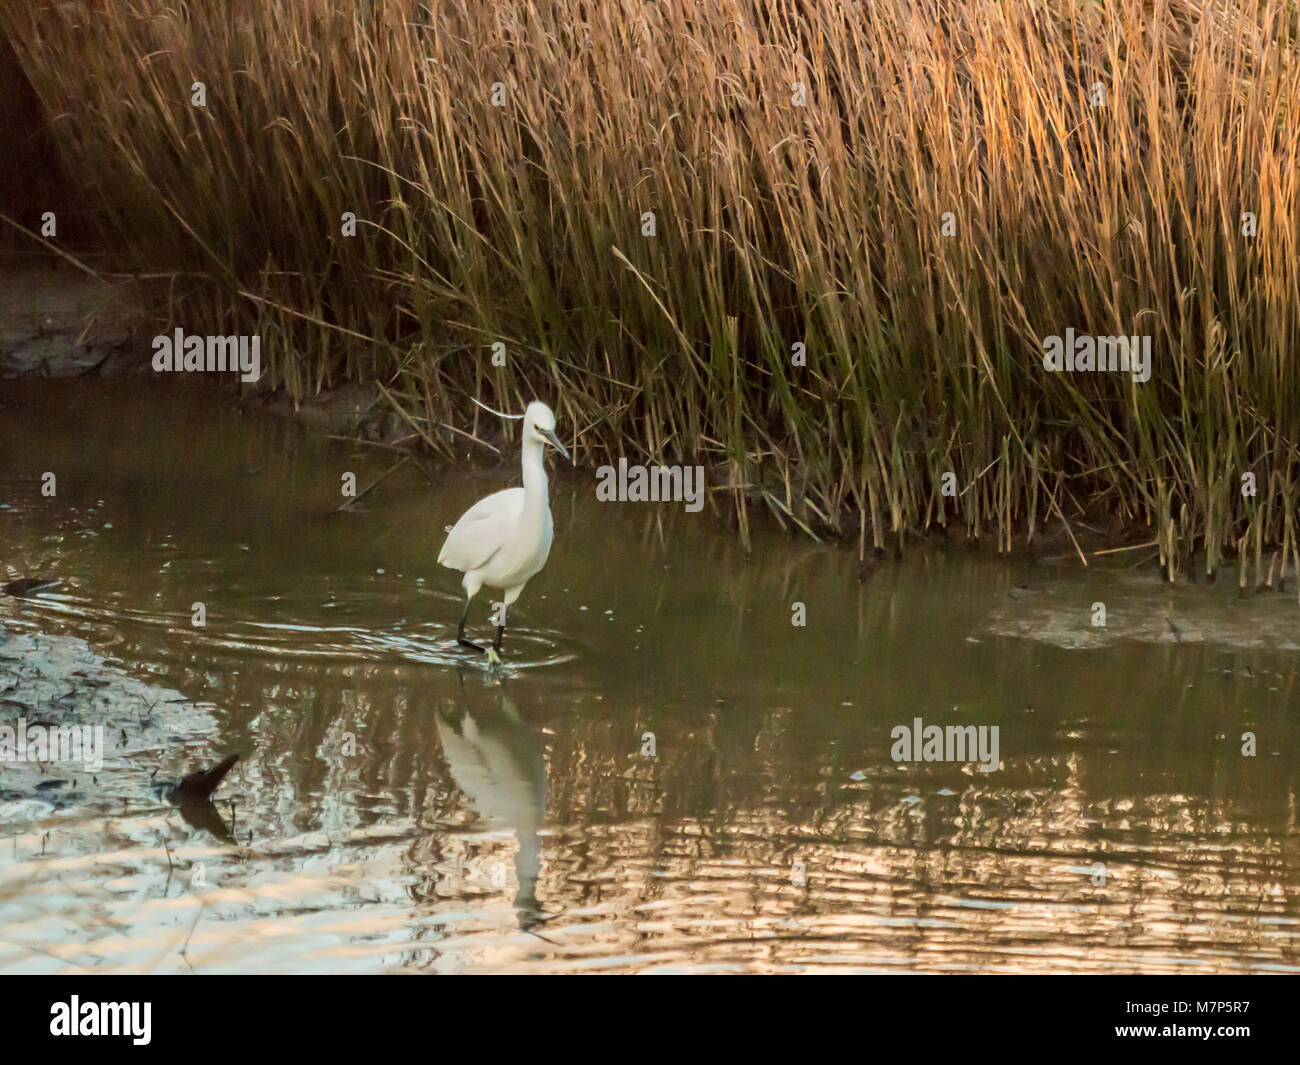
5;0;1300;573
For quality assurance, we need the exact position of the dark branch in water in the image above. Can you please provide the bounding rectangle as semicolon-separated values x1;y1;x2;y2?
333;454;410;514
169;753;240;803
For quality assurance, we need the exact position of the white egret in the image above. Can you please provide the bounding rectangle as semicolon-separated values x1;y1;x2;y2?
438;400;569;661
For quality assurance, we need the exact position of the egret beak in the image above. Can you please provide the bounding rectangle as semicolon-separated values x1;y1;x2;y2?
541;428;570;462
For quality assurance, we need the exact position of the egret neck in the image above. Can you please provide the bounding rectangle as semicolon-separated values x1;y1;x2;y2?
521;433;549;510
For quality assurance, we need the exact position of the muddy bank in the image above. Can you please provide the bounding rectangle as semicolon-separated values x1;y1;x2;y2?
0;611;235;829
0;262;141;377
984;562;1300;651
0;261;413;450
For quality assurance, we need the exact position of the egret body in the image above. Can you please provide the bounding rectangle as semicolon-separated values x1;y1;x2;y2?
438;401;568;660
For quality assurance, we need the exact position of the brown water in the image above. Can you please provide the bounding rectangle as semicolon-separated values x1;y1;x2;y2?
1;378;1299;973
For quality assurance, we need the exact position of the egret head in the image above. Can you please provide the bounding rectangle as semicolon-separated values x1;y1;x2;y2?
523;401;569;461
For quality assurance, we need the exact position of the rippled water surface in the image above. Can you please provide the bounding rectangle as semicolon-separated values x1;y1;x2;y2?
1;378;1298;973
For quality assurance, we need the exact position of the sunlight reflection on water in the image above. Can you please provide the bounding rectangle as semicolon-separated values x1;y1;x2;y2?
1;378;1299;973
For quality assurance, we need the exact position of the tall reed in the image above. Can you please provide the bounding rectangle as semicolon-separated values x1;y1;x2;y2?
5;0;1299;570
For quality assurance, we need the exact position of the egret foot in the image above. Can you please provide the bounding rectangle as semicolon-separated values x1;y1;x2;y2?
486;645;502;667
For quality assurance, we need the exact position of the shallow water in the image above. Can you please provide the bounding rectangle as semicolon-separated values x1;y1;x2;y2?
1;378;1298;973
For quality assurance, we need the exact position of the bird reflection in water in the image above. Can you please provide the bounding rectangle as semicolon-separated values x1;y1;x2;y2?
435;672;549;930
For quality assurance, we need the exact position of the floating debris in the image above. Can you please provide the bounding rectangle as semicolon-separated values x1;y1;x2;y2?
2;577;61;597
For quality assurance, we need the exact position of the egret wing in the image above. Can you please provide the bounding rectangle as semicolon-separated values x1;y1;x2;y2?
437;487;524;572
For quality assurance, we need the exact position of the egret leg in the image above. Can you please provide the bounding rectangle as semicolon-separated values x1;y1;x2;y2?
456;597;485;654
